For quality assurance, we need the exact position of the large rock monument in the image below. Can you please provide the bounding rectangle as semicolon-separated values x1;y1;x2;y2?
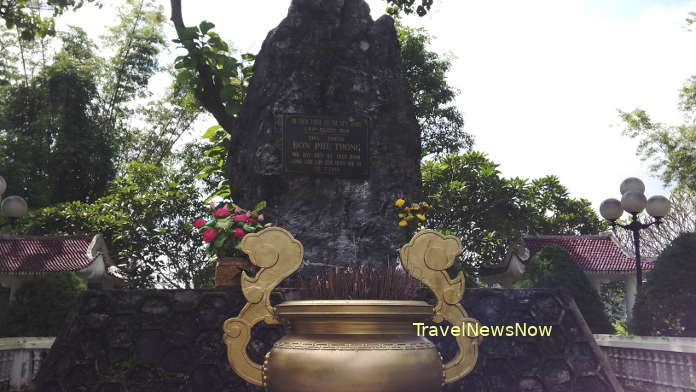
230;0;421;268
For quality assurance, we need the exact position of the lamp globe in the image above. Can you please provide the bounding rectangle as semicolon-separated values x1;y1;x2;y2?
620;177;645;195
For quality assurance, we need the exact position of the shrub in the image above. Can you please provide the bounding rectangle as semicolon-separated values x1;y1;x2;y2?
1;272;84;337
517;245;614;334
632;232;696;336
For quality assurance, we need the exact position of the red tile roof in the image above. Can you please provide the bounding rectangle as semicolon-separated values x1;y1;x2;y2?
522;235;655;272
0;236;96;274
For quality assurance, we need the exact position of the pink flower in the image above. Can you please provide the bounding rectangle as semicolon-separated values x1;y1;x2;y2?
233;213;251;222
232;227;246;238
247;217;257;223
193;218;206;228
202;228;218;243
209;201;216;209
234;205;242;213
264;223;273;227
257;214;265;222
213;204;231;218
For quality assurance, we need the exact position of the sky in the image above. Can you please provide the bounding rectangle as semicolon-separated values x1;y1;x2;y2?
59;0;696;212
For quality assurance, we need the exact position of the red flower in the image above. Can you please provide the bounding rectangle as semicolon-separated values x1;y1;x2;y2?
232;227;246;238
202;228;218;243
233;213;251;222
247;217;258;223
193;218;206;228
213;204;231;218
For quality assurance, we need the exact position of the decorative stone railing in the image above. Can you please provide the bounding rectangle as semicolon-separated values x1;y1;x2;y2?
594;334;696;392
0;337;55;392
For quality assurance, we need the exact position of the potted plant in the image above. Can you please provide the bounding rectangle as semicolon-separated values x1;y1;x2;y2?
193;200;270;287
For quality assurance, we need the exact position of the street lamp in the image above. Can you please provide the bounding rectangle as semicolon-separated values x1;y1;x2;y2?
599;177;670;290
0;176;29;228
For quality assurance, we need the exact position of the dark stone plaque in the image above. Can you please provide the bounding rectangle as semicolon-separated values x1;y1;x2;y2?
282;115;369;178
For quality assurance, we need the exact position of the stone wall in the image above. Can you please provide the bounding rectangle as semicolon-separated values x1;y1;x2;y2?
35;289;621;391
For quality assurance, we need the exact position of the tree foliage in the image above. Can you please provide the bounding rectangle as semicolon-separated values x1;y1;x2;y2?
0;29;115;207
398;24;472;157
632;232;696;336
385;0;434;17
170;1;253;134
516;245;614;334
422;152;606;274
0;0;101;41
16;162;212;289
0;0;188;212
1;272;83;337
100;0;171;167
620;108;696;192
620;16;696;192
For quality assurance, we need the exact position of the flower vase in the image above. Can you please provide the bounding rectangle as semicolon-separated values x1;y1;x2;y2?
215;257;252;288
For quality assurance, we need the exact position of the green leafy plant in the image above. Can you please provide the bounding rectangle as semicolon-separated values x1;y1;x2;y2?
516;244;614;334
2;272;84;337
198;125;232;201
0;0;103;41
632;232;696;336
172;19;254;127
193;200;269;259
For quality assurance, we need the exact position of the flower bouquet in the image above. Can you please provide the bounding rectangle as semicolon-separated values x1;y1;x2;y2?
194;200;270;287
394;198;429;228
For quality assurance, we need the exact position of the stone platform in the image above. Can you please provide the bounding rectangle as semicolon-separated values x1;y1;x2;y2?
35;288;621;391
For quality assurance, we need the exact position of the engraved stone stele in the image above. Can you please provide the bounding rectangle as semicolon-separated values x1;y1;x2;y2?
229;0;421;269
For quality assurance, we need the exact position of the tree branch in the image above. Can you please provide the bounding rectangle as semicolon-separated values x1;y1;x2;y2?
170;0;236;132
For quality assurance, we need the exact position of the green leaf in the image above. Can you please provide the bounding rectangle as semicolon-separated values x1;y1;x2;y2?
203;125;223;139
180;26;200;41
199;21;215;34
215;217;232;230
214;234;228;248
253;201;267;213
174;57;191;69
220;85;237;102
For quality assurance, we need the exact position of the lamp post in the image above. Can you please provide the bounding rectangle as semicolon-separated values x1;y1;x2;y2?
599;177;671;290
0;176;29;228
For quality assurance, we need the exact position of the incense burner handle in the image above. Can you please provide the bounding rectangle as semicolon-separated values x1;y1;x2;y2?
223;227;304;387
400;230;483;384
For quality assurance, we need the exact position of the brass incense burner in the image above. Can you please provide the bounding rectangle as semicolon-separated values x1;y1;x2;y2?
223;228;482;391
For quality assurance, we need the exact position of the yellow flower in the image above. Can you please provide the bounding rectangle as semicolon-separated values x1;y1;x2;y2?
420;202;430;209
405;214;414;221
410;203;420;211
395;199;406;208
404;207;411;212
416;213;426;221
398;220;408;227
398;213;406;218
